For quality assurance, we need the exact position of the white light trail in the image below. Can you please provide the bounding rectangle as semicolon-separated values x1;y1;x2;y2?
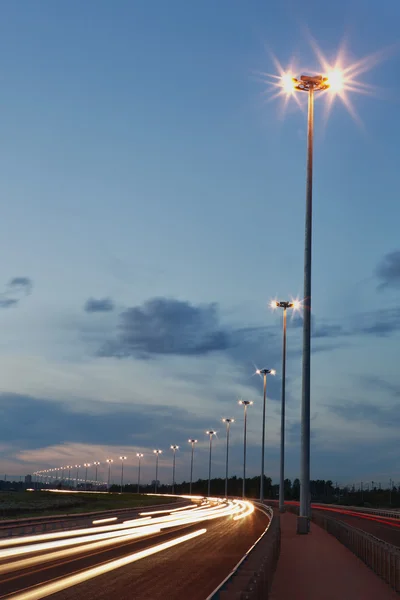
5;529;207;600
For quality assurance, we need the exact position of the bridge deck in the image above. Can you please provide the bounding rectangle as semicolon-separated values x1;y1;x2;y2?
270;511;398;600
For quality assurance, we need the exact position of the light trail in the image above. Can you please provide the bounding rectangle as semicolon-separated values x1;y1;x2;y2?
0;526;161;576
0;495;255;597
92;517;118;525
0;525;161;559
4;529;207;600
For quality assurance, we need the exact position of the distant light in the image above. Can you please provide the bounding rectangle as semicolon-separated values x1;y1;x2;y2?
270;369;276;376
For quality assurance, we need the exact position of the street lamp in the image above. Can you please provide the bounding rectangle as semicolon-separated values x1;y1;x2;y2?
222;419;234;497
271;299;300;512
281;72;343;534
136;453;143;493
238;400;253;498
67;465;72;488
119;456;127;493
206;430;216;497
170;446;179;494
188;439;197;495
153;450;162;493
84;463;91;491
106;459;113;489
255;369;276;503
75;465;81;489
93;462;100;488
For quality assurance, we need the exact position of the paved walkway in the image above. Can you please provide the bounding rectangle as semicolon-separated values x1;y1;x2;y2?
270;512;398;600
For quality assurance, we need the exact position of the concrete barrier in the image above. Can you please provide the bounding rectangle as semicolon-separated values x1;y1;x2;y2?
207;504;281;600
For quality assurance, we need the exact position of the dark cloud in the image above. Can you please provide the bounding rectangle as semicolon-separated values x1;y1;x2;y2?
0;276;33;308
99;297;230;358
360;376;400;399
9;277;33;294
352;307;400;337
0;298;18;309
84;297;115;313
0;393;197;451
376;250;400;290
328;401;400;429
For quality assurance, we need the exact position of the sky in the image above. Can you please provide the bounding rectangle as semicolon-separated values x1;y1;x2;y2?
0;0;399;488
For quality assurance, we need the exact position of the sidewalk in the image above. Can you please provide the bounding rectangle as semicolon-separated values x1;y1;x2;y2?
270;512;398;600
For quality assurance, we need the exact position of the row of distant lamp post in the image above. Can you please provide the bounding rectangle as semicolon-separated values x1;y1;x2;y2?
32;291;314;518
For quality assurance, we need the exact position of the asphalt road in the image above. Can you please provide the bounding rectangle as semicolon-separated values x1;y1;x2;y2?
312;505;400;547
0;499;269;600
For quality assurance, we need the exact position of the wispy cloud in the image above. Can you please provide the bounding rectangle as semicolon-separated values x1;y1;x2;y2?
84;297;115;313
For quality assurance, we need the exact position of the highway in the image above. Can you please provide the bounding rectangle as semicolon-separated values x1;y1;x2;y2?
311;504;400;547
0;497;269;600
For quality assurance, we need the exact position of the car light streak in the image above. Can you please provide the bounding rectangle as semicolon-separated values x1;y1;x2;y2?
0;526;161;576
92;517;118;525
139;504;195;516
0;525;161;559
5;529;207;600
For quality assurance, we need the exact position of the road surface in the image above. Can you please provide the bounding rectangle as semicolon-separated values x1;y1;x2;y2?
312;504;400;547
0;498;269;600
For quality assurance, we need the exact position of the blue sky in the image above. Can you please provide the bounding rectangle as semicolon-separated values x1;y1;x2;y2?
0;1;399;487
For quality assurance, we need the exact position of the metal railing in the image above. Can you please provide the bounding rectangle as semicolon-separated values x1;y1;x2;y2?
207;503;281;599
279;502;400;593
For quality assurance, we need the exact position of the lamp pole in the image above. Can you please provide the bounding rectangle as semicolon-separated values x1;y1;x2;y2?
84;463;91;491
206;431;216;497
67;466;72;488
170;445;179;494
239;400;253;498
256;369;275;503
222;419;234;497
93;462;100;489
272;299;299;511
188;439;197;495
75;465;80;489
106;459;113;489
154;450;162;493
119;456;127;493
136;453;143;493
288;74;330;534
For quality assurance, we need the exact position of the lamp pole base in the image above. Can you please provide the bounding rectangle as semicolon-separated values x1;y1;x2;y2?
296;515;310;534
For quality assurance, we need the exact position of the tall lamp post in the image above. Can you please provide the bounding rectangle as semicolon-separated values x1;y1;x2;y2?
282;71;343;534
93;461;100;489
188;439;197;495
84;463;91;491
170;445;179;494
256;369;276;503
136;453;143;493
119;456;127;493
154;450;162;493
75;465;81;489
239;400;253;498
271;299;299;512
222;418;234;497
206;430;216;497
67;465;72;488
106;459;113;489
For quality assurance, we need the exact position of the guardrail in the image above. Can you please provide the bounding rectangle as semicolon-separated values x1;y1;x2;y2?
274;502;400;593
207;503;280;599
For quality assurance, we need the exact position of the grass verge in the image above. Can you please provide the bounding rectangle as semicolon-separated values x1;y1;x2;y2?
0;491;176;520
